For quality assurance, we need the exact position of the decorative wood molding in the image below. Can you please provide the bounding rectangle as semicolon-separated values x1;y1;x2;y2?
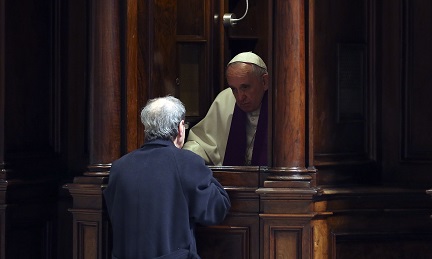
64;176;109;259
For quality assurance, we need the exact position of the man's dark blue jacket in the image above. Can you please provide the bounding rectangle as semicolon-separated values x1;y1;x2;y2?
103;139;231;259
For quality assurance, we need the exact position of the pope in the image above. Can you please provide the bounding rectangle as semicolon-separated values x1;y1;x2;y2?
183;51;269;166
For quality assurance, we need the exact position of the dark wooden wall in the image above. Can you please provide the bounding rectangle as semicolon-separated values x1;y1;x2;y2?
312;0;375;184
312;0;432;188
1;0;432;258
1;0;73;258
379;0;432;186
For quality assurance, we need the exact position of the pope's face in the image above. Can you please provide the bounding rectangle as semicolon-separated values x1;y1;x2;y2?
226;63;269;113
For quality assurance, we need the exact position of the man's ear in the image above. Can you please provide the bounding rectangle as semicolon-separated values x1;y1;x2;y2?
262;73;269;90
174;120;186;149
178;120;185;137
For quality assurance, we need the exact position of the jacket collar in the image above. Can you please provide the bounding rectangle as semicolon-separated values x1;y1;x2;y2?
142;139;175;148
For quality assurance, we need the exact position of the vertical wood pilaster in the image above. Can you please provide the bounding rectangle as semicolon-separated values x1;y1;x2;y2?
87;0;122;169
65;1;122;258
272;0;307;170
259;1;320;258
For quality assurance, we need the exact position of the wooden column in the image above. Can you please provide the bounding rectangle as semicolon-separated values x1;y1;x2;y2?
65;0;121;258
258;1;323;258
87;0;121;165
272;0;307;170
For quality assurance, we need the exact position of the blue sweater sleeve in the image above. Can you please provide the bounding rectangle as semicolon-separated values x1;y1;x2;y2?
177;150;231;225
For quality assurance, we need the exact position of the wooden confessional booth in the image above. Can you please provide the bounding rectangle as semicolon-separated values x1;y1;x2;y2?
2;0;432;258
63;0;432;258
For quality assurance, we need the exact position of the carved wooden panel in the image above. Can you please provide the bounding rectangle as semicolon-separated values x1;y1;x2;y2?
196;167;261;258
402;0;432;162
380;0;432;185
197;226;250;259
261;215;313;259
332;232;432;259
152;0;177;98
0;180;57;259
3;0;62;176
196;214;259;259
65;176;110;259
7;219;53;259
312;0;371;166
70;209;111;259
322;186;432;258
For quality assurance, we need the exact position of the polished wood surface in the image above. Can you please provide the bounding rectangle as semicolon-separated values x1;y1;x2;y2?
88;0;122;165
124;0;141;153
273;0;307;169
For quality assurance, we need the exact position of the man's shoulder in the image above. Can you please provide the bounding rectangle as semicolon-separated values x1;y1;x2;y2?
112;145;200;167
174;146;209;165
175;146;203;158
111;148;140;165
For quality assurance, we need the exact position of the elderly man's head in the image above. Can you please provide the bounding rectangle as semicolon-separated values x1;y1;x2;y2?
226;52;269;113
141;96;186;147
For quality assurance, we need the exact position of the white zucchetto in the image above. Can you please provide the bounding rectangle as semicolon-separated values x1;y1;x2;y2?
227;52;267;70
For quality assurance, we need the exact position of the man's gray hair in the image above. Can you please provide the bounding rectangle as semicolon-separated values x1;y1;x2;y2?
140;96;186;142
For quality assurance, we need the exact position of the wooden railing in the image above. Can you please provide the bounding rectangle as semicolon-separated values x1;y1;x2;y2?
65;167;432;259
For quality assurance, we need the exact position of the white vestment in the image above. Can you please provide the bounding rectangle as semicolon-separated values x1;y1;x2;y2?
183;88;235;165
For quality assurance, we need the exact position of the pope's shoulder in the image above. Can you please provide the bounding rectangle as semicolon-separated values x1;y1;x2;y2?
216;88;234;99
213;88;235;107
